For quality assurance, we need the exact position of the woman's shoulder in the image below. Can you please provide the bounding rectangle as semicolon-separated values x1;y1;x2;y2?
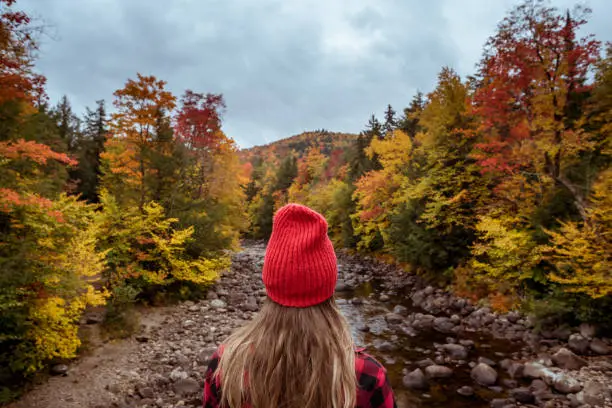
354;347;388;390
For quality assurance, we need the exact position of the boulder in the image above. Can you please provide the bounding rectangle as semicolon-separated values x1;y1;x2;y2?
442;344;468;360
589;338;610;355
568;333;590;355
552;348;588;370
471;363;498;386
402;368;427;390
552;374;582;394
424;365;453;379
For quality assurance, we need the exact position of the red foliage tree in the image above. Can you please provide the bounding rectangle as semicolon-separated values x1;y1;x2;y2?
174;90;226;151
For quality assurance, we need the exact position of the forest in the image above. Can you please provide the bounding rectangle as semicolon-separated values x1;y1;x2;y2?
243;4;611;328
0;0;610;399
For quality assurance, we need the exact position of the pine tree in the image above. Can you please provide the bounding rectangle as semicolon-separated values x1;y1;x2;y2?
383;104;397;136
72;100;107;202
398;92;424;138
52;95;81;153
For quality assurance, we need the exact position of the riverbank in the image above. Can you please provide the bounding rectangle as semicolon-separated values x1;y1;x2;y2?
8;242;612;408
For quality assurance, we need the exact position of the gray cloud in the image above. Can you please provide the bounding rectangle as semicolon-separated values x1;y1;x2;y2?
19;0;612;148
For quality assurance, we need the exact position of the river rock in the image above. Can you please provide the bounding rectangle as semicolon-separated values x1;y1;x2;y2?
335;281;350;292
478;356;496;367
471;363;497;386
374;340;398;352
583;380;610;406
552;348;588;370
457;386;474;397
210;299;227;309
241;297;259;312
507;362;524;379
552;374;582;394
413;314;435;330
357;323;370;332
579;323;597;339
169;367;189;382
379;294;390;302
425;365;453;379
568;333;590;355
137;385;155;399
511;387;534;403
490;399;512;408
433;317;455;334
393;305;408;315
403;368;427;389
206;290;218;300
51;364;68;376
417;358;436;368
442;344;468;360
385;313;404;325
589;338;610;355
174;378;200;396
506;311;521;324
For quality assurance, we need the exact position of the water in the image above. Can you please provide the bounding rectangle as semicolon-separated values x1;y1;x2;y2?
336;280;526;408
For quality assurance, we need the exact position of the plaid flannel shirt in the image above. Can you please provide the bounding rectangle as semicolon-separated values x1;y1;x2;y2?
203;347;396;408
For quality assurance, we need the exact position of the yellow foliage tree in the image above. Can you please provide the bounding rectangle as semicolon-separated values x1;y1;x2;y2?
544;169;612;298
352;129;412;250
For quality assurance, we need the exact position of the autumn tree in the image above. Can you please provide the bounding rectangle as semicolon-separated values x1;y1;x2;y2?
101;74;176;210
389;68;480;272
472;0;600;221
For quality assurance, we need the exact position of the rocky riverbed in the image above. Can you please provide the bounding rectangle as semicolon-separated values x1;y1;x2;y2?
9;241;612;408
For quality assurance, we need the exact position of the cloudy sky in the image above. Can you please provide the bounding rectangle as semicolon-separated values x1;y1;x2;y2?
19;0;612;148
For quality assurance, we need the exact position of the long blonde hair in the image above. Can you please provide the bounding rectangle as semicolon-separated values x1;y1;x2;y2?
215;297;357;408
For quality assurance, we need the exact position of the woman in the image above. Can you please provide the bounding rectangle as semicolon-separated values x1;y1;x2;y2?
203;203;396;408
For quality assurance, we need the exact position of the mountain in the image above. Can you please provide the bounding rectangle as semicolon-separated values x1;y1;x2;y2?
239;130;358;163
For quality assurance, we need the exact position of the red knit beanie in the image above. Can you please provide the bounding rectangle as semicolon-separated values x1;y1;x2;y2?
262;203;338;308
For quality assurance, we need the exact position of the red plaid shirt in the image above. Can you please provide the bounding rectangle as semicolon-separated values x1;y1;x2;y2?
203;347;396;408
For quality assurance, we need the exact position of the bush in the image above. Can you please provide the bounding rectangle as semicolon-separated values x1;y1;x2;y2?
96;190;230;290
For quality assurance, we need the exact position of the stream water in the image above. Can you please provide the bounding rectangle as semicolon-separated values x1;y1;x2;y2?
336;280;526;408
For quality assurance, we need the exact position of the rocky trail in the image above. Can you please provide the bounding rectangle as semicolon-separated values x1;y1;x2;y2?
9;241;612;408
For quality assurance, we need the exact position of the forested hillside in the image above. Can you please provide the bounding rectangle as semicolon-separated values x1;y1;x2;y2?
0;0;246;397
244;2;612;327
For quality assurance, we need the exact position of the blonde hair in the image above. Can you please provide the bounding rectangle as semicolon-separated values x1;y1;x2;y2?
215;297;357;408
